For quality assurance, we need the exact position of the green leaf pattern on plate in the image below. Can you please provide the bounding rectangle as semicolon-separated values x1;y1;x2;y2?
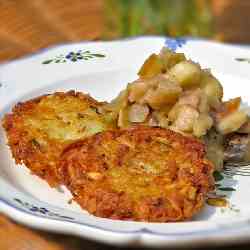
235;58;250;63
213;170;236;193
42;50;105;64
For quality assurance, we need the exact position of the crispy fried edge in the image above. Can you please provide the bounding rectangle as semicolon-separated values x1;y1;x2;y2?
59;126;214;221
2;90;105;186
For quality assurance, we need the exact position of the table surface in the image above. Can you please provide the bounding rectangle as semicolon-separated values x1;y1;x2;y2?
1;213;250;250
1;0;250;249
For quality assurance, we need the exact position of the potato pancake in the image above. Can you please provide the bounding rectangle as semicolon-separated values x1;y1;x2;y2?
59;126;214;222
2;91;115;186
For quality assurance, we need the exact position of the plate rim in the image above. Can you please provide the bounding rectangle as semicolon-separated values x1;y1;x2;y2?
1;35;250;67
1;35;250;247
2;193;250;248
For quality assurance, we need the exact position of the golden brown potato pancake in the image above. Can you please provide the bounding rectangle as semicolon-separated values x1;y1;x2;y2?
59;126;214;222
2;91;115;186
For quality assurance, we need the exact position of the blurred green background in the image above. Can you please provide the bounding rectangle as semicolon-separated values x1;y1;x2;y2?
104;0;213;39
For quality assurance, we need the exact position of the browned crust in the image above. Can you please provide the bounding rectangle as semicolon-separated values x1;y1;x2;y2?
2;90;104;187
59;126;214;222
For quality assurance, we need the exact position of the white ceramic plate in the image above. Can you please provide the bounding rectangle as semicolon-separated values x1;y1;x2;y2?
1;36;250;248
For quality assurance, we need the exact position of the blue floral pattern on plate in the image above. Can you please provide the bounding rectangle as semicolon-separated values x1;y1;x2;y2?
42;50;105;64
14;198;74;220
164;37;186;51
